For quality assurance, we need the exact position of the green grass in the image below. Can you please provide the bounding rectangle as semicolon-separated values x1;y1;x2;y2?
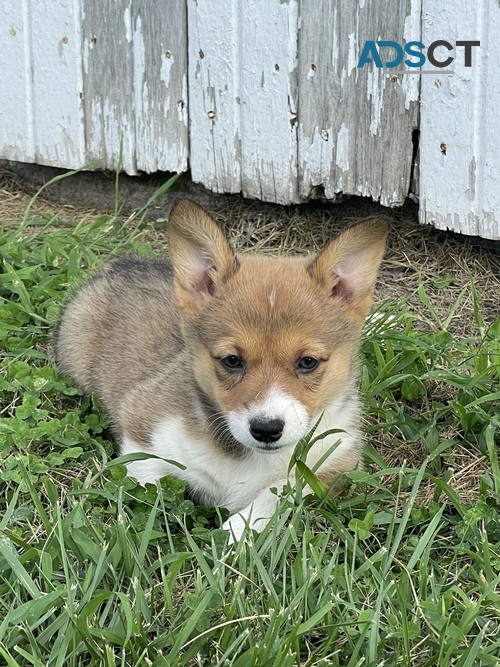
1;204;499;666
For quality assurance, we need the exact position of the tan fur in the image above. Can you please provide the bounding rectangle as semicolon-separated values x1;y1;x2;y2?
55;200;388;513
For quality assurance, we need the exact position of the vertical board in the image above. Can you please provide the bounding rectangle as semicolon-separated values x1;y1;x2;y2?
29;0;86;166
298;0;421;207
130;1;188;172
82;0;188;174
0;0;34;161
0;0;86;167
239;0;299;203
419;0;500;240
187;0;241;193
188;0;299;204
81;0;135;172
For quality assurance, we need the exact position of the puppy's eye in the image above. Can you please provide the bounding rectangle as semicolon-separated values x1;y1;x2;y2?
296;356;319;373
221;355;244;372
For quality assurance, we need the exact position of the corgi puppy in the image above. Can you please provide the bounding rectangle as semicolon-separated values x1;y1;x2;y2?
55;200;388;541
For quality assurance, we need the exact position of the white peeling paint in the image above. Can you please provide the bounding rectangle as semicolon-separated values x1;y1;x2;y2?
298;0;419;207
188;0;242;193
123;4;132;43
347;31;358;77
160;53;174;86
287;0;299;75
8;0;87;166
367;68;384;136
331;5;339;69
335;123;350;172
133;14;145;104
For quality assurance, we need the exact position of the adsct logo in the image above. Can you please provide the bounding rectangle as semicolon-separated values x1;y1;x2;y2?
357;40;480;72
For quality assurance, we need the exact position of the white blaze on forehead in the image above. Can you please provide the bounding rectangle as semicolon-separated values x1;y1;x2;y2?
227;386;309;450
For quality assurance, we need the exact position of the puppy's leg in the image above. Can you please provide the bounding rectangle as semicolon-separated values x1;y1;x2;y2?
223;478;289;543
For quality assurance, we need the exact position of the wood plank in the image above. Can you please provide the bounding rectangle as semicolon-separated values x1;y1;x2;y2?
30;0;86;166
188;0;299;203
298;0;420;207
131;0;188;173
0;0;86;167
419;0;500;240
0;0;35;162
82;0;188;174
187;0;241;192
82;0;137;172
239;0;299;203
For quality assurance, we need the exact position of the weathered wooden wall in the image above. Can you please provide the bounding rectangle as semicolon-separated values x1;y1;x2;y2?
419;0;500;240
0;0;188;174
0;0;499;239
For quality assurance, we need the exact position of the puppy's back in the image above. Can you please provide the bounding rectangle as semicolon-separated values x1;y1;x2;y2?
55;256;183;416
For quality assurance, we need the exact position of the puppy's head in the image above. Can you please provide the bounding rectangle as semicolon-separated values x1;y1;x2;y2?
169;200;388;452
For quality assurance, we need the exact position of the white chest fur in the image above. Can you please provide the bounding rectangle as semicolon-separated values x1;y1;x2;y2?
121;393;360;517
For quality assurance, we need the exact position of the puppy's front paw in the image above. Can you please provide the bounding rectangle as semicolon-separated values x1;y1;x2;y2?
222;513;248;544
222;510;273;544
222;513;269;544
222;487;282;544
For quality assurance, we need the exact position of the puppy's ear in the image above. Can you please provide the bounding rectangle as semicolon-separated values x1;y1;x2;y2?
169;200;238;314
308;218;389;320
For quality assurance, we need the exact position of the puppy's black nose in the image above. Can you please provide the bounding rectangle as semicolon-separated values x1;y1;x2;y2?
249;417;284;443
